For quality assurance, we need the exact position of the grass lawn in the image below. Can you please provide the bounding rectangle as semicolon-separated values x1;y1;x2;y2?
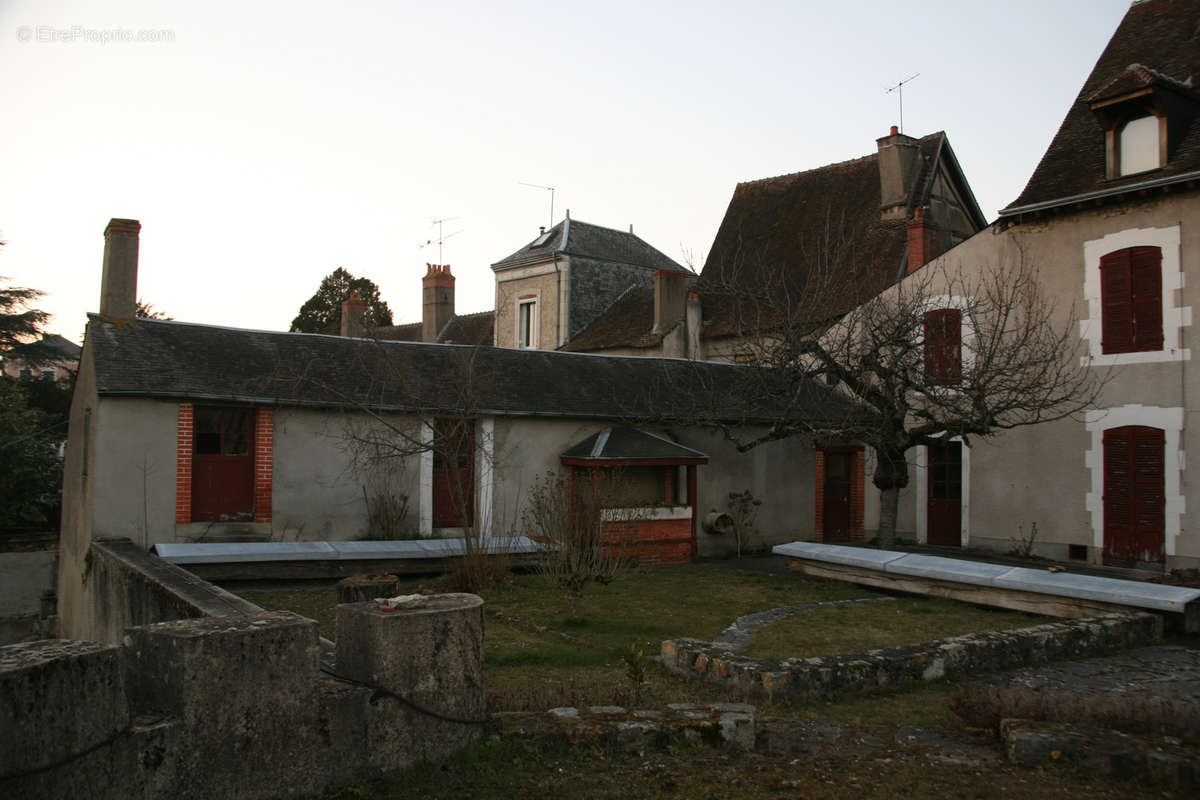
239;565;1048;723
741;596;1046;661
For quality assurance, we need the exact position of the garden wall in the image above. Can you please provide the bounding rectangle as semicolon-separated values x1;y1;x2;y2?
661;612;1162;700
1;540;485;798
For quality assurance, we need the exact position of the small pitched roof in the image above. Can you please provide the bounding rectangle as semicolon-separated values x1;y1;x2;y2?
492;216;686;272
86;315;856;426
561;426;708;465
561;283;690;353
370;310;495;346
1002;0;1200;216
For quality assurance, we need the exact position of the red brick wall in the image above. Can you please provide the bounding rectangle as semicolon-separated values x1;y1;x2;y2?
175;404;194;524
601;517;693;567
175;404;274;526
254;409;273;523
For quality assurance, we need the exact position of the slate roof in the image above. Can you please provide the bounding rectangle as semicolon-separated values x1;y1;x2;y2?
86;315;856;426
370;310;494;346
698;133;978;338
561;426;709;464
492;216;686;272
38;334;81;359
1002;0;1200;216
561;281;696;353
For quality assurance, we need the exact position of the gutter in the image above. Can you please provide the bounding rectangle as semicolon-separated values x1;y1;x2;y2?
999;169;1200;218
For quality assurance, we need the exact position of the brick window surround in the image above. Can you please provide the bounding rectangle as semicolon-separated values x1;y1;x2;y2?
175;404;273;525
814;446;865;542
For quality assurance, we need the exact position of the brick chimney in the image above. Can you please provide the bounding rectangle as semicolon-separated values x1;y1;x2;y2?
340;291;367;337
906;207;940;273
876;126;921;221
100;218;140;320
422;264;455;343
653;270;687;335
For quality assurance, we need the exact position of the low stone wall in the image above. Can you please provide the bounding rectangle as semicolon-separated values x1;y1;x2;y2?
497;703;756;751
78;538;263;645
661;612;1162;701
1;595;486;799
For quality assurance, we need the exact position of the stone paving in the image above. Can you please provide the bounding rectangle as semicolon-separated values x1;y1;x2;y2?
970;643;1200;701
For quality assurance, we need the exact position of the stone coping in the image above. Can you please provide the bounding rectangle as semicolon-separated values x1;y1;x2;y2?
153;536;547;564
772;541;1200;613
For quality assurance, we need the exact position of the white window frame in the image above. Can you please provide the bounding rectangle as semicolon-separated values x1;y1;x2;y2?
516;297;538;349
1080;225;1188;366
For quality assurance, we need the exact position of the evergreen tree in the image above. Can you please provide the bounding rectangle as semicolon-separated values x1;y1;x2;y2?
289;268;393;334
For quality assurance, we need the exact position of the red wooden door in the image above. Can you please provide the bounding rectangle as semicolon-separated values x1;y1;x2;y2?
433;419;475;528
192;407;255;522
823;451;852;541
1103;426;1164;568
927;441;962;546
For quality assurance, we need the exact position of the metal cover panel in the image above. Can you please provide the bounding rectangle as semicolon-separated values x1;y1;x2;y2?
772;541;908;570
994;567;1200;612
153;542;338;564
885;554;1011;586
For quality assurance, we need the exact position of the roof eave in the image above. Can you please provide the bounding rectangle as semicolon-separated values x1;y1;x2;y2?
998;169;1200;219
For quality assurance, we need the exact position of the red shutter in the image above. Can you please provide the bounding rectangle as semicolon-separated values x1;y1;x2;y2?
1103;425;1165;567
923;309;962;386
1100;250;1133;353
1130;246;1163;351
1100;247;1162;354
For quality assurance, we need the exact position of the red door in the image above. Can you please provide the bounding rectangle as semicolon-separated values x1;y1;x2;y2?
1103;426;1165;568
433;419;475;528
822;451;852;541
192;407;255;522
927;441;962;547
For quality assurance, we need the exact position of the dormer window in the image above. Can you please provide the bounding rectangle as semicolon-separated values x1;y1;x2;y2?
1117;115;1161;176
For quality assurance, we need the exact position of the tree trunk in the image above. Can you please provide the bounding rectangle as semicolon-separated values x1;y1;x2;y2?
877;487;900;549
871;446;909;549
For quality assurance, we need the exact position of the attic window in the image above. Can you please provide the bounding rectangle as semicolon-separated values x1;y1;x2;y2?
1118;115;1161;176
531;231;553;247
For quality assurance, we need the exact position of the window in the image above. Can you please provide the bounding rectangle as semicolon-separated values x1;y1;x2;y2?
1118;115;1160;176
923;308;962;386
1100;246;1162;354
517;298;537;349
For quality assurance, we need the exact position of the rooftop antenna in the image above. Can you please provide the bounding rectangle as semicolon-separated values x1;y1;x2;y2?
419;217;462;264
518;181;555;229
885;73;920;134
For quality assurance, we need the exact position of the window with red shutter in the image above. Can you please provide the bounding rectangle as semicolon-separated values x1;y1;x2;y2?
1100;246;1162;354
923;308;962;386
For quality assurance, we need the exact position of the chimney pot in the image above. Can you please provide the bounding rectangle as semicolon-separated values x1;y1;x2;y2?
99;218;140;320
890;125;898;136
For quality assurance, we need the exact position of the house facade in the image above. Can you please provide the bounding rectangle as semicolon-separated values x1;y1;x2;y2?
880;0;1200;570
57;219;853;636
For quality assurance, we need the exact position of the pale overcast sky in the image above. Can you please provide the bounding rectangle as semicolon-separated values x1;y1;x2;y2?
1;0;1132;341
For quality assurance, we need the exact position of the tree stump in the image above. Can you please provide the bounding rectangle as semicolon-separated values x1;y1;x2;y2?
336;573;399;604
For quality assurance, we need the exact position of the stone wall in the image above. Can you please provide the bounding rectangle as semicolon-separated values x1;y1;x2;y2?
661;612;1162;700
2;540;486;798
0;598;485;799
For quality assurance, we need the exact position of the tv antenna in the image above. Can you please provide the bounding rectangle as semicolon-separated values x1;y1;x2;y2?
885;73;920;133
519;182;555;229
419;217;462;264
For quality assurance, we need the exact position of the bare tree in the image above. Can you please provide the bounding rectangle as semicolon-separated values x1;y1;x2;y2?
704;243;1104;547
523;469;636;619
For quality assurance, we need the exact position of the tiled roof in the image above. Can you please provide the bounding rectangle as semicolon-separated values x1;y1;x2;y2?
87;315;856;425
698;134;948;338
39;334;81;359
436;310;494;345
561;281;701;353
492;216;685;272
1002;0;1200;215
561;426;709;463
370;310;495;346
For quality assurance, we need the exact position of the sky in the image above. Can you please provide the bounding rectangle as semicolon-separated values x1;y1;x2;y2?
1;0;1134;342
